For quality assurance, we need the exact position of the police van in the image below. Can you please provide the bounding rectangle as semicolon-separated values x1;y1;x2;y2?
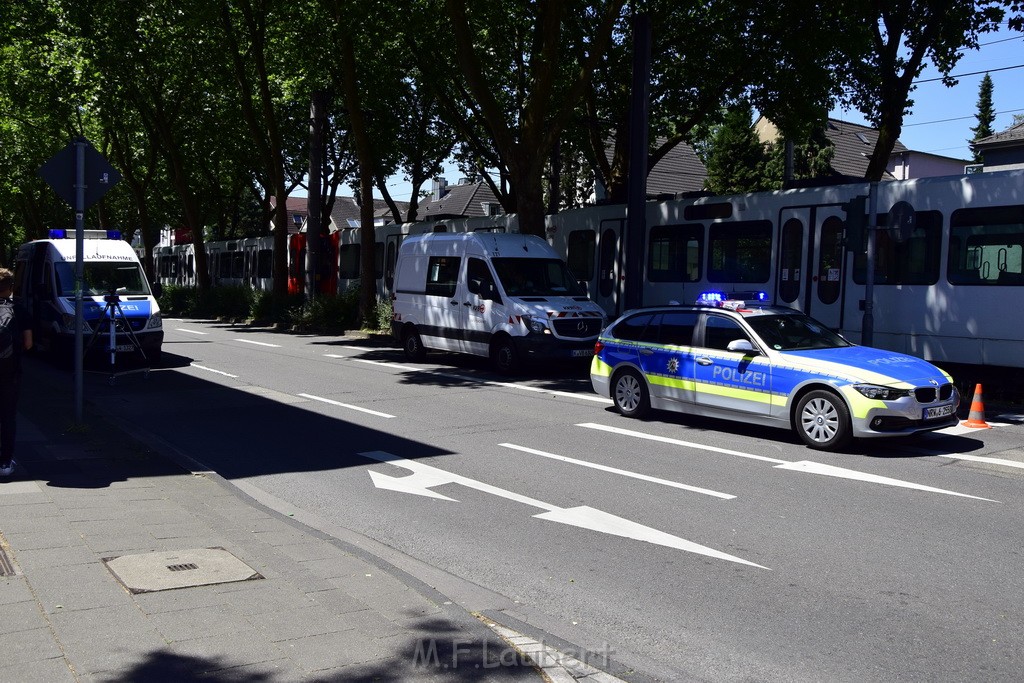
590;294;960;450
391;232;605;373
14;230;164;363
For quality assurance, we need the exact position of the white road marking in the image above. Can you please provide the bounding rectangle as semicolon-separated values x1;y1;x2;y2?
577;422;787;463
323;353;346;359
578;422;996;501
190;363;238;378
352;358;421;372
234;339;281;348
175;328;208;335
774;461;999;501
499;443;735;500
362;450;766;568
298;393;395;418
900;447;1024;471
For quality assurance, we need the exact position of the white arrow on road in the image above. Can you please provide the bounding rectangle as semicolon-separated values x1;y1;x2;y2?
362;451;767;569
774;461;999;501
579;423;998;501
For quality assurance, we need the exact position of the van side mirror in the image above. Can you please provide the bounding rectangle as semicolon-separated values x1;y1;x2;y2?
152;282;163;299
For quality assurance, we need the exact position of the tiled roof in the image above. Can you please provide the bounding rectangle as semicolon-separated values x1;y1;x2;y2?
329;197;408;228
823;119;908;179
646;141;707;194
417;181;502;220
973;121;1024;148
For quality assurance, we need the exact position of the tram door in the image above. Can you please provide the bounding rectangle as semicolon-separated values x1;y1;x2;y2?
383;233;403;298
776;207;845;330
594;218;624;318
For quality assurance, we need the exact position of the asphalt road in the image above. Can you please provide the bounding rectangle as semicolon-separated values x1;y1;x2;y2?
79;320;1024;682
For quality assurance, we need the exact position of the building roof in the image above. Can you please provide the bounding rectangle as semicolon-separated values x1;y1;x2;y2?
646;141;708;195
823;119;908;178
417;179;502;220
973;121;1024;150
329;197;407;229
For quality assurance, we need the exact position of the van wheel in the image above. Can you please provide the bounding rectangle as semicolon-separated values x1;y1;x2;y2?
613;368;650;418
403;327;426;362
795;389;852;450
491;337;519;375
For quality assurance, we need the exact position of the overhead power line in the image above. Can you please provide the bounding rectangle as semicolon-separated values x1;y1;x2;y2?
903;107;1024;127
914;62;1024;84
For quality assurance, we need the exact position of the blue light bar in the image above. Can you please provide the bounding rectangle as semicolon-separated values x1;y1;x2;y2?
46;229;122;240
48;229;67;239
696;291;727;305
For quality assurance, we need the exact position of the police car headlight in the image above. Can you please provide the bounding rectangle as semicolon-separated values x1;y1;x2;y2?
145;313;162;330
853;384;910;401
522;315;549;334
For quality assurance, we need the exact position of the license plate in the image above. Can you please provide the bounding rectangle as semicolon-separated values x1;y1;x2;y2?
116;344;136;353
571;349;594;358
923;403;954;420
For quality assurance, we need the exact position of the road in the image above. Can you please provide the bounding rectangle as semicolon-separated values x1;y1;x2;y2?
84;320;1024;682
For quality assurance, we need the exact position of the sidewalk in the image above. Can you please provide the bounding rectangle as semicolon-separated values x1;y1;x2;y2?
0;359;628;682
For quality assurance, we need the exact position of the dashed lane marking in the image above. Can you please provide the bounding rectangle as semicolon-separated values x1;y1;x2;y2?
499;443;735;500
298;393;395;418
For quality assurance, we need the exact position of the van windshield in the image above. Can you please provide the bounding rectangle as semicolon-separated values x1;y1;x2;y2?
55;262;151;297
491;258;587;297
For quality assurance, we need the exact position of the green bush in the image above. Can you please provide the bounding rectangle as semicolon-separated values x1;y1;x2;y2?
156;284;394;335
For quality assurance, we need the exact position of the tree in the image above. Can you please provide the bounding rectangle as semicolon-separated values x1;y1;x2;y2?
702;101;769;194
841;1;1006;181
969;72;995;161
581;0;854;204
410;0;624;237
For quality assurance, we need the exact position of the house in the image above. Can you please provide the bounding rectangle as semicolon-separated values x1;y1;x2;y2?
593;138;708;202
327;196;408;230
755;117;968;180
416;177;504;220
269;196;309;234
970;121;1024;172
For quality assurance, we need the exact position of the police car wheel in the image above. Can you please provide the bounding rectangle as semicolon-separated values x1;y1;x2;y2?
403;327;426;362
613;369;650;418
796;390;852;450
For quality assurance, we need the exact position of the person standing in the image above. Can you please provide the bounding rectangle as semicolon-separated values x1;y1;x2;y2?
0;268;33;477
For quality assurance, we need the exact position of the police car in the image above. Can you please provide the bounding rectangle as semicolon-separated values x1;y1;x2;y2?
590;293;960;450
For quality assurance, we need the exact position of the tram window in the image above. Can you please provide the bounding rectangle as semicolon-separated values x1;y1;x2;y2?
598;224;620;298
778;218;803;304
853;211;941;285
257;249;273;279
948;206;1024;285
648;224;702;283
231;251;244;278
817;216;843;305
385;241;397;290
339;245;359;279
707;221;771;283
567;230;596;282
218;253;232;278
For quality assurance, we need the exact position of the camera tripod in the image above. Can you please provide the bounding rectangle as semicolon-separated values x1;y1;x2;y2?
84;292;151;384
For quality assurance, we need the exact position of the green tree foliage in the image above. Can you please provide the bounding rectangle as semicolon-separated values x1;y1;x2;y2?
702;101;769;194
969;72;995;162
582;0;854;203
839;0;1006;181
762;126;836;187
408;0;624;236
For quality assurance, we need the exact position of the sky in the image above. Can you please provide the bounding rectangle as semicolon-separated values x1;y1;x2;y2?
367;23;1024;202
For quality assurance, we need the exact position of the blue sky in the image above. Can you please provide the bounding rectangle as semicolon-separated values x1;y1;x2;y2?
369;24;1024;200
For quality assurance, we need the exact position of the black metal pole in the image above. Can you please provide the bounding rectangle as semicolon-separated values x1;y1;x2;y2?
624;12;651;312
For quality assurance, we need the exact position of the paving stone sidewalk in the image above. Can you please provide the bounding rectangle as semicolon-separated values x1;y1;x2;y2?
0;359;554;682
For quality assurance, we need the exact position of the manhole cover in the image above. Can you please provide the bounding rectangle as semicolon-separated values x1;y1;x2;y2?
103;548;262;594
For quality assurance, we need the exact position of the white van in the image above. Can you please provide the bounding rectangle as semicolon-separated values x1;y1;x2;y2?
391;232;605;373
14;230;164;363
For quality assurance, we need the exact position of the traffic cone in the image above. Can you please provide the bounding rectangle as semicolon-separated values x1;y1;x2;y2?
961;384;992;429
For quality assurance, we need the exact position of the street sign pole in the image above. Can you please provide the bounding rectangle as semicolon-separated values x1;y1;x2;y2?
74;137;86;422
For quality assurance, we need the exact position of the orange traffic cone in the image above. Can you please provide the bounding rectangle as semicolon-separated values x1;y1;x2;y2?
961;384;992;429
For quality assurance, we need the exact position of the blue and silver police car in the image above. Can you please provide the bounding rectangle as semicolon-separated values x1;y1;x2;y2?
590;294;960;450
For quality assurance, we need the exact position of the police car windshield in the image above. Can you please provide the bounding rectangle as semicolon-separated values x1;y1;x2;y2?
491;258;586;297
745;313;851;351
55;262;151;297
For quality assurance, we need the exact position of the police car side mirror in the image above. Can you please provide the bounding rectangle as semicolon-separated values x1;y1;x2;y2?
727;339;755;354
